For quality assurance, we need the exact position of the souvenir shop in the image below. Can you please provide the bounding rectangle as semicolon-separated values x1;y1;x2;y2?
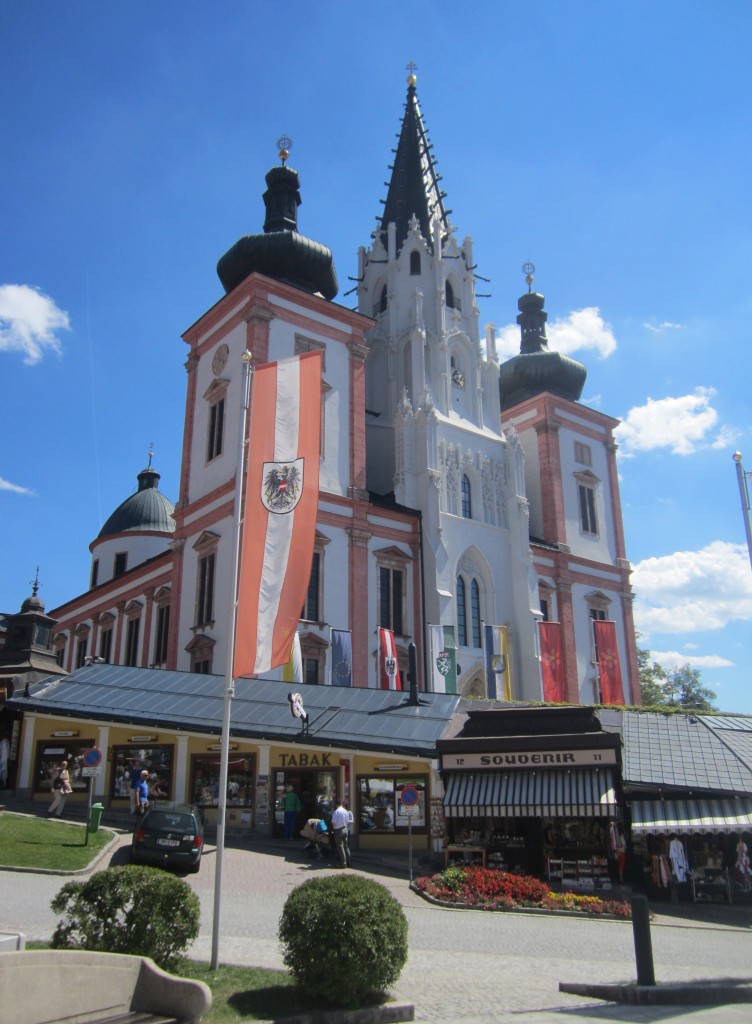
628;797;752;903
438;705;626;891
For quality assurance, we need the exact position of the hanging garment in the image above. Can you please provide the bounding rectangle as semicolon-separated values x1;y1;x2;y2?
669;838;689;883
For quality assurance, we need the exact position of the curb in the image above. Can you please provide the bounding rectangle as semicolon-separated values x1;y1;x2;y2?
409;882;631;921
0;819;123;876
270;1002;414;1024
560;979;752;1005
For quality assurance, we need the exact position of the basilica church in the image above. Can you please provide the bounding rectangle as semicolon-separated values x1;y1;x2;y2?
21;73;640;705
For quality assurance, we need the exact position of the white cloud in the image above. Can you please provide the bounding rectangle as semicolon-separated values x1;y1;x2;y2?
0;476;35;496
614;387;730;456
495;307;616;361
632;541;752;636
0;284;70;365
649;650;734;672
643;321;684;334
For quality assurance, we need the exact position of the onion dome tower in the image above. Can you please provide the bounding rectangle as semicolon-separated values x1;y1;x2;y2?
499;265;587;411
0;569;61;696
217;138;338;299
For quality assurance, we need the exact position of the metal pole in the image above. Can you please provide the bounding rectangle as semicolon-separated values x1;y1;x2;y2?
408;815;413;884
211;354;253;971
733;452;752;572
630;894;656;986
84;774;93;847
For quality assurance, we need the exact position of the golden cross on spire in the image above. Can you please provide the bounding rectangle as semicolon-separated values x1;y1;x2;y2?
406;61;418;85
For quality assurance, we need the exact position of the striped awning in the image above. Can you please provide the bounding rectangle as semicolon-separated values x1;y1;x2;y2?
631;798;752;835
443;769;618;819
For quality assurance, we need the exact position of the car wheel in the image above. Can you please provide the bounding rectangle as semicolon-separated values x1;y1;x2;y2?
188;857;201;874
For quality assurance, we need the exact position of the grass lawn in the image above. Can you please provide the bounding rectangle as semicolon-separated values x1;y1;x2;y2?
0;812;114;871
181;961;307;1023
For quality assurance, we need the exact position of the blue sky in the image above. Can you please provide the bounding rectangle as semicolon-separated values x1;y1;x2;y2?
2;2;751;711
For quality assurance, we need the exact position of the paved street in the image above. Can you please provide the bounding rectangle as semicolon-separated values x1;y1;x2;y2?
1;828;751;1023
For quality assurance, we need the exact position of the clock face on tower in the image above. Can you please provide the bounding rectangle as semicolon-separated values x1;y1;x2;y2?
212;344;229;376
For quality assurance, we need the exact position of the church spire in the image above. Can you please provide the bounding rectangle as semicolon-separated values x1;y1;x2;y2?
378;66;450;254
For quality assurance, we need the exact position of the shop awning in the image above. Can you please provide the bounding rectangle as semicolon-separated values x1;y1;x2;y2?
630;798;752;835
443;769;618;818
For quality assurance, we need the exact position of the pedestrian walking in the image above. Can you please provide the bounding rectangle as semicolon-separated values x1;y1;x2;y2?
282;784;301;840
135;769;150;815
48;761;71;817
128;759;142;813
331;799;353;867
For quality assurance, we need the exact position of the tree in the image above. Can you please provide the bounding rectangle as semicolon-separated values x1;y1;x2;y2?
637;642;717;711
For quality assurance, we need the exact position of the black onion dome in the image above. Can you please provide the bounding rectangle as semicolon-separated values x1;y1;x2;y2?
217;161;338;299
21;592;44;614
98;466;176;539
499;290;587;410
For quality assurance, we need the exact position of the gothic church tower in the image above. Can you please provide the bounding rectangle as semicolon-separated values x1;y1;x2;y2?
358;73;541;698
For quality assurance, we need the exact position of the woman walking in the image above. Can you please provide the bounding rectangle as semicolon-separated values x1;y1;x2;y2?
48;760;71;817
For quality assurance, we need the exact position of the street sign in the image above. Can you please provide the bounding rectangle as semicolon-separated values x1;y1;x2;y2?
400;784;419;806
83;748;103;768
400;803;419;816
82;766;101;777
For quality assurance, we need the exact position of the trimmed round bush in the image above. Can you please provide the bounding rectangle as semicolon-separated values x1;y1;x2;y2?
279;874;408;1007
50;864;200;972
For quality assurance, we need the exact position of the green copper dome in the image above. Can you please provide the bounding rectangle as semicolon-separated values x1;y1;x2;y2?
97;466;176;539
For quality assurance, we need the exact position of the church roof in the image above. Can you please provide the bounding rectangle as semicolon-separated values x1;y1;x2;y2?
378;72;450;254
217;145;338;299
97;465;176;539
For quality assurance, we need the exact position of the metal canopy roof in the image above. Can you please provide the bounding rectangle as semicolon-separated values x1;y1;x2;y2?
9;664;461;757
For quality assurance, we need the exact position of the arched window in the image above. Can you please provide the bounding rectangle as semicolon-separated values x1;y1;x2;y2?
445;280;454;308
461;475;472;519
456;576;467;646
471;579;481;647
410;251;421;275
374;284;387;316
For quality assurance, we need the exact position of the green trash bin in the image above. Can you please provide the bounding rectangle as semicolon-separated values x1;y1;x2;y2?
88;803;104;833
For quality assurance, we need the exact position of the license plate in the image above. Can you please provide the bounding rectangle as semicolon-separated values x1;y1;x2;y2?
157;838;180;847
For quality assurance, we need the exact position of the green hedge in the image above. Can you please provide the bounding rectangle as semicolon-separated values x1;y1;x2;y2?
279;875;408;1007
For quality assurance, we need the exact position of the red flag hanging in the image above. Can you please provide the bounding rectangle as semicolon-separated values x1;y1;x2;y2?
233;351;322;677
539;621;565;702
378;628;402;691
593;620;626;705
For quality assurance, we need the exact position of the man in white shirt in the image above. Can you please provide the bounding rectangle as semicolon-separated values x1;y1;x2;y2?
331;800;353;868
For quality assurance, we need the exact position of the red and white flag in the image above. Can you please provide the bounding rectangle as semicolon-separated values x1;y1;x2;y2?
233;351;321;677
539;621;565;703
593;620;625;705
378;627;402;691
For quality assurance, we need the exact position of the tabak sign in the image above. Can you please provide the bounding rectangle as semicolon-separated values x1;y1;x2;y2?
442;748;618;770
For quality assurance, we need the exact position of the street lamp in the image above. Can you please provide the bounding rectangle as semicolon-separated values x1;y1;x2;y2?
732;451;752;572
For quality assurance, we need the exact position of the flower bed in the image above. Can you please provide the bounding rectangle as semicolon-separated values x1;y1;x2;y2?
414;866;632;917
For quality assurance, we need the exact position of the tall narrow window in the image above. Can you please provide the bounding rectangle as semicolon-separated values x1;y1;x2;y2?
410;250;421;275
196;553;216;627
456;576;467;646
379;566;404;635
578;483;598;535
76;637;88;668
154;604;170;666
471;579;481;647
114;552;127;578
90;559;99;588
99;627;113;663
445;281;455;309
303;552;320;622
207;397;225;462
125;617;140;667
461;475;472;519
379;285;387;313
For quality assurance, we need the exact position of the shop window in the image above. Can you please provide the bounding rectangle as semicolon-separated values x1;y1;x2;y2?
34;739;95;794
358;775;427;833
191;753;255;809
111;745;174;801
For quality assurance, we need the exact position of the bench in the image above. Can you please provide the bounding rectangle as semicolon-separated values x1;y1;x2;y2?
0;949;211;1024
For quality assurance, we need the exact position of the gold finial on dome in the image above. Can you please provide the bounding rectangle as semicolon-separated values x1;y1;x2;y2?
522;260;536;292
277;135;292;165
406;60;417;86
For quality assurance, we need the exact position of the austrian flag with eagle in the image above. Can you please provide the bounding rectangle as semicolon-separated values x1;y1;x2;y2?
234;351;322;677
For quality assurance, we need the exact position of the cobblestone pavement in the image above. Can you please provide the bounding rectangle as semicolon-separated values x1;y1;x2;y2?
2;828;751;1024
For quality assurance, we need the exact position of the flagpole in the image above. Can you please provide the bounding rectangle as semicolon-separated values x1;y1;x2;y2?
211;352;253;971
733;452;752;572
